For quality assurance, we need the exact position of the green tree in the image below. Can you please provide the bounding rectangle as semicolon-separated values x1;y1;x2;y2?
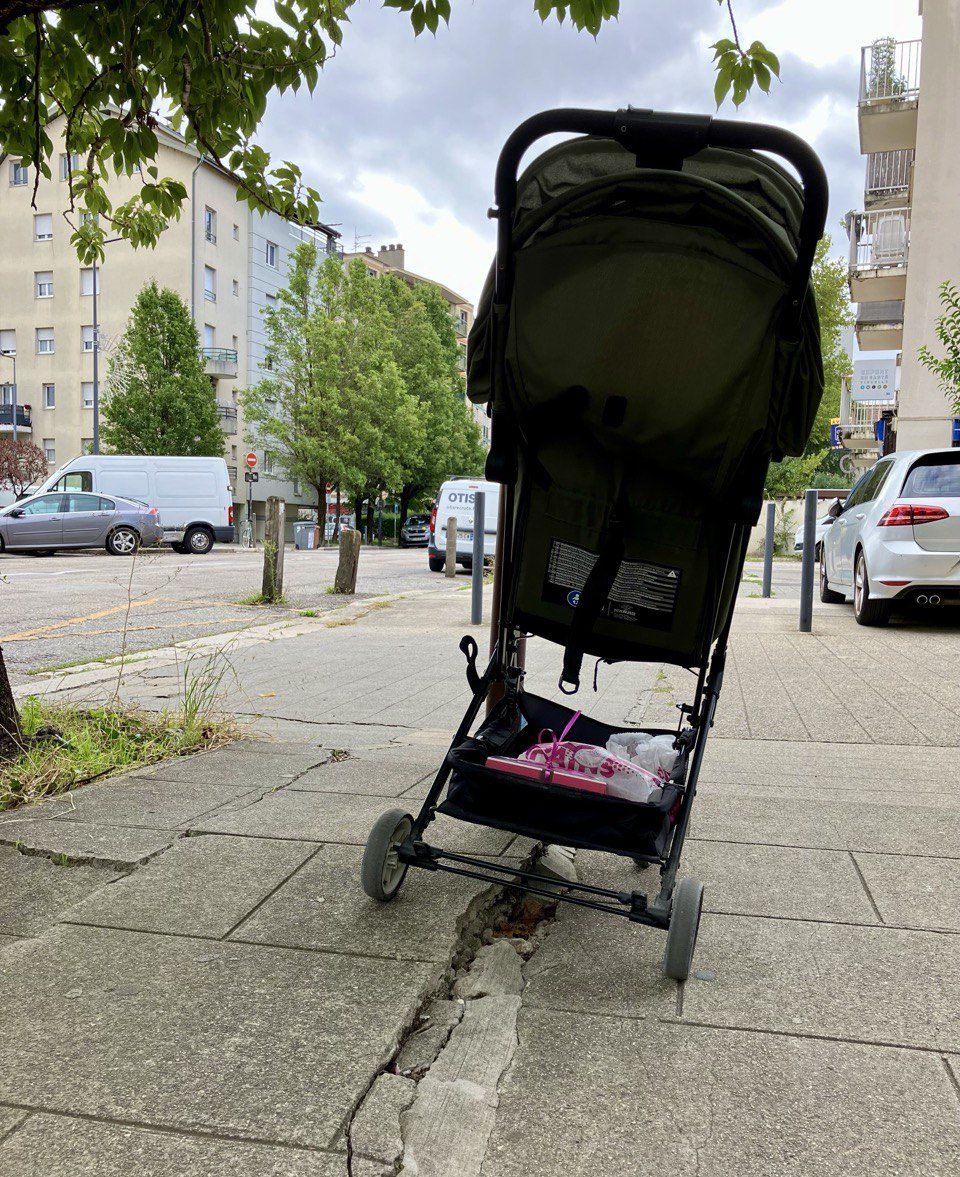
918;280;960;414
101;281;223;456
378;277;484;530
0;2;774;262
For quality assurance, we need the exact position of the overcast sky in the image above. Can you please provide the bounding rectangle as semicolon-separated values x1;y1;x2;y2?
258;0;922;305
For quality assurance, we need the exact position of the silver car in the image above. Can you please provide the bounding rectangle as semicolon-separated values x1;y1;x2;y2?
0;490;163;556
820;449;960;625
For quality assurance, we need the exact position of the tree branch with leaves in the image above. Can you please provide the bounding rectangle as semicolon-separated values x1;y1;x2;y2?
918;280;960;415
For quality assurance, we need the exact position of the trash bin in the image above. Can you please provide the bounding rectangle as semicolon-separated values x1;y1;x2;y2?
294;522;318;550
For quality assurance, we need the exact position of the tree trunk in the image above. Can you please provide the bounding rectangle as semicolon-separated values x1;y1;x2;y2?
365;497;374;544
354;493;363;536
398;485;416;535
334;487;341;541
0;646;22;757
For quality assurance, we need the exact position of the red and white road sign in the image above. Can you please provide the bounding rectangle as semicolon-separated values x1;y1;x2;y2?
245;451;258;469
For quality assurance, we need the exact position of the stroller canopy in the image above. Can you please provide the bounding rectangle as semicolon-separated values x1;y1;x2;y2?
468;115;827;677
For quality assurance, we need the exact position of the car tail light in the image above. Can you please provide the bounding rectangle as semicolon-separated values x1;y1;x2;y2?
429;506;437;535
228;505;234;526
878;503;950;527
147;507;158;516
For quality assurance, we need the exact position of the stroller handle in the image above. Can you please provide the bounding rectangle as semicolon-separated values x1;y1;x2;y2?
492;107;829;321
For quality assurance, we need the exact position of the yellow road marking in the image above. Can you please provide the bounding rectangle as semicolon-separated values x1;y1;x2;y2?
0;599;161;642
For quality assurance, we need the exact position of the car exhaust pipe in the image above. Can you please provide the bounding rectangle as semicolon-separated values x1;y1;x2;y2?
929;594;941;606
916;594;929;605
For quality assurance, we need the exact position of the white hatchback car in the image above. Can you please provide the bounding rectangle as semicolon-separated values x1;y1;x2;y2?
820;449;960;625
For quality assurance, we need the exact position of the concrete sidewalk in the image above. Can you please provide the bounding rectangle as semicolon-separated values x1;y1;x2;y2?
1;588;960;1174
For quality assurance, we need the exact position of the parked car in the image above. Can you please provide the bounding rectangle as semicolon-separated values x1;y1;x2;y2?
399;514;430;548
429;478;501;572
794;511;838;556
0;491;163;556
36;455;234;554
819;449;960;625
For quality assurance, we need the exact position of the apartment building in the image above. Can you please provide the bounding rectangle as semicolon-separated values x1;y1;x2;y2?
343;243;489;449
0;117;340;526
846;3;960;456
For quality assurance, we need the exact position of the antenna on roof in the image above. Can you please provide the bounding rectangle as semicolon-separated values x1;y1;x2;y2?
353;228;372;252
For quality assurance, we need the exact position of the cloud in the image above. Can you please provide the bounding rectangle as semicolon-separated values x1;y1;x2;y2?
257;0;922;302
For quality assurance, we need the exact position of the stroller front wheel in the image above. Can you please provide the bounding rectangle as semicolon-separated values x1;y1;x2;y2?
662;878;704;981
361;809;414;902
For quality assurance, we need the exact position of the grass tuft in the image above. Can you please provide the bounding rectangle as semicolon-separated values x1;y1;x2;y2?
237;593;287;606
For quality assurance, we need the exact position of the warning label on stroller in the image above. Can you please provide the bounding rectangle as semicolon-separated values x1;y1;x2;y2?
543;540;680;630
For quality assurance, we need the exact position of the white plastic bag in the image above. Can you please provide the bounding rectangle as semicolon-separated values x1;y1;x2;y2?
605;732;678;783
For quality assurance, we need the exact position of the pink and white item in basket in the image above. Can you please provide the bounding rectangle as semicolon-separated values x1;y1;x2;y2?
485;711;665;803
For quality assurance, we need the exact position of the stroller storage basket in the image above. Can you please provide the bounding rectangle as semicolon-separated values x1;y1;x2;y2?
439;692;686;859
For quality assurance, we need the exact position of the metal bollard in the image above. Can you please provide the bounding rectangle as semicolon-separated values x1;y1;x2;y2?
445;515;457;578
798;488;818;633
762;501;775;598
471;492;485;625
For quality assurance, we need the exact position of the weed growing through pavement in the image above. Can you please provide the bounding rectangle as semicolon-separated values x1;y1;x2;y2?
237;593;288;606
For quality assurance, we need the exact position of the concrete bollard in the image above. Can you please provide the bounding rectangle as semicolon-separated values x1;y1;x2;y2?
762;501;775;598
334;527;362;593
261;496;286;602
445;515;457;579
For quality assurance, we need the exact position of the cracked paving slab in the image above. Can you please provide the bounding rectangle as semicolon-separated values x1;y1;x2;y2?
0;819;179;869
0;846;121;936
480;1009;960;1177
0;1112;349;1176
0;924;437;1150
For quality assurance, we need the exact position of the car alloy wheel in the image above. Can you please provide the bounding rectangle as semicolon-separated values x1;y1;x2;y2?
109;527;139;556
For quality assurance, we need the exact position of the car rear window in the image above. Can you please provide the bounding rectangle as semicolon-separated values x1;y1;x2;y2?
99;497;115;510
902;459;960;498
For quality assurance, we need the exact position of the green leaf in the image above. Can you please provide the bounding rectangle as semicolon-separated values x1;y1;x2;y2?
752;60;771;93
714;63;733;108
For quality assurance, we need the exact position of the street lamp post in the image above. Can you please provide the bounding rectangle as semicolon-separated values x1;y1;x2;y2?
0;351;16;443
91;237;121;455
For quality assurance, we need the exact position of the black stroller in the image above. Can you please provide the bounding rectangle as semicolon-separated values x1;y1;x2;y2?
361;108;827;980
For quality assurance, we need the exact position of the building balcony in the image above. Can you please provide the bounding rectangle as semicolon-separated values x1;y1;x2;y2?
847;208;910;302
0;404;31;432
855;300;904;352
858;38;921;154
839;379;894;454
227;464;238;485
864;149;914;208
217;403;238;433
451;314;469;337
201;347;238;380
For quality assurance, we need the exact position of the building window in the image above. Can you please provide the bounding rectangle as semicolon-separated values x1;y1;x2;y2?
204;206;217;244
43;439;56;463
10;162;28;186
231;334;238;352
35;271;54;298
264;450;276;475
81;210;98;227
80;267;100;297
232;223;239;240
203;324;215;349
43;383;55;409
263;349;274;372
231;444;238;461
81;437;94;455
81;325;95;352
203;265;216;301
265;292;277;307
36;328;54;354
59;152;80;180
0;330;14;356
34;213;53;241
0;384;13;406
82;381;94;408
265;241;277;268
232;278;240;297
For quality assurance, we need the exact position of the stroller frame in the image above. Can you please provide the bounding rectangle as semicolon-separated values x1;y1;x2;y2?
361;108;828;977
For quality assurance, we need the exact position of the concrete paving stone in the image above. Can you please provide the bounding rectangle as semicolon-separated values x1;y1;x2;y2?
0;925;435;1149
289;753;437;798
348;1073;415;1167
133;745;324;787
696;777;960;807
0;1114;346;1176
577;841;879;925
684;913;960;1050
699;738;960;778
243;718;410;750
690;794;960;857
481;1008;960;1177
853;851;960;932
0;846;120;936
0;819;176;867
230;843;515;962
63;835;317;938
191;790;517;855
50;778;260;830
0;1107;26;1139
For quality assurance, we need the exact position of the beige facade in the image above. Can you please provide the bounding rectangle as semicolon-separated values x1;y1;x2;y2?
848;4;960;453
0;121;251;474
343;244;488;449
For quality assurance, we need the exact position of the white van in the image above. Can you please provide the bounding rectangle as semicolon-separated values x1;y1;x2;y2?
37;455;235;554
429;477;500;572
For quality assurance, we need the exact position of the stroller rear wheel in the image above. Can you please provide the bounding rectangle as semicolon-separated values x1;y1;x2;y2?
663;878;704;981
361;809;414;902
